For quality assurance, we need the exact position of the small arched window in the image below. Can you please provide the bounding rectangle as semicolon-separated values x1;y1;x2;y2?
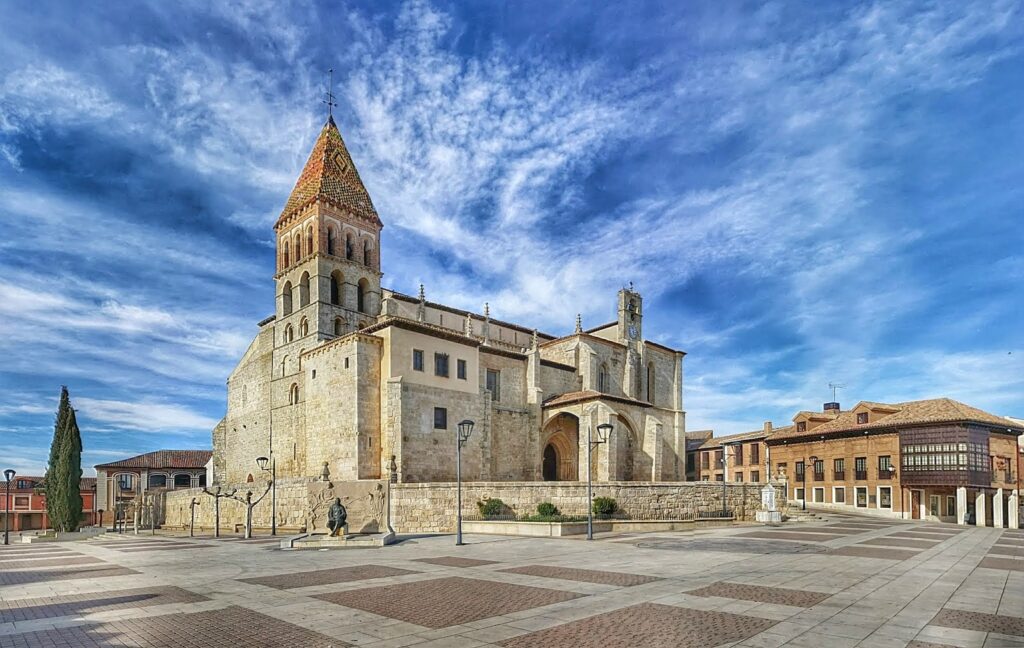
283;243;290;268
357;278;368;313
289;383;299;405
306;226;314;256
327;228;336;255
598;363;610;393
149;474;166;489
346;233;354;260
330;271;342;306
280;356;287;377
363;240;371;266
647;362;656;405
246;474;254;483
299;317;308;337
174;474;191;488
293;237;301;261
299;272;310;307
334;317;344;336
285;324;294;343
281;281;293;315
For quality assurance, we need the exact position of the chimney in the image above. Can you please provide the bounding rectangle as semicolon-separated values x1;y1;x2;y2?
763;421;772;433
824;402;840;412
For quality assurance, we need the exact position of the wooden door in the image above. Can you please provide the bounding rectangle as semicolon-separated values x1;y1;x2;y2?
911;491;921;519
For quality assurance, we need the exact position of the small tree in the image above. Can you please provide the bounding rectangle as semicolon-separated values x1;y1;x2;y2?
45;386;84;532
592;497;617;518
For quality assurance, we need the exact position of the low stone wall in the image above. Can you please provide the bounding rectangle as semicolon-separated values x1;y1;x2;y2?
390;482;784;533
162;479;785;534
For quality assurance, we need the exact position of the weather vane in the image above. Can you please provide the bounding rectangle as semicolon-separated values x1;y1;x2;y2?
322;68;337;118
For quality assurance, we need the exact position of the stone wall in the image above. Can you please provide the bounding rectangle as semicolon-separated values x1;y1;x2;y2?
162;479;785;534
390;481;784;533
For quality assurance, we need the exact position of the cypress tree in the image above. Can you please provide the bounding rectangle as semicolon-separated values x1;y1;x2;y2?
62;407;84;531
45;387;71;532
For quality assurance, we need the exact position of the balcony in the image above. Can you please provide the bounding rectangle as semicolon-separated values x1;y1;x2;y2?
813;472;825;481
833;471;846;480
854;470;868;481
878;469;895;480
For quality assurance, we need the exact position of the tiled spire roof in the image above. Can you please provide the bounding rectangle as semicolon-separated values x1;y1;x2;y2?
276;116;380;229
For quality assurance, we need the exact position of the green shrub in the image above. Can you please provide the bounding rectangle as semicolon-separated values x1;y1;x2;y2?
536;502;559;517
477;498;506;518
592;496;617;517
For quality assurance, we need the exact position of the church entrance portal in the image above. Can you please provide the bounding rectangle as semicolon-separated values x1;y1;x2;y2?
542;444;558;481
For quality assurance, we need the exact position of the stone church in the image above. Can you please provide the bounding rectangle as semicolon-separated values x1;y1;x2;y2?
212;116;688;486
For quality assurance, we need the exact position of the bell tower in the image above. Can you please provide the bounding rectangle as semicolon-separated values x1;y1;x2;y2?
617;284;642;345
273;115;383;341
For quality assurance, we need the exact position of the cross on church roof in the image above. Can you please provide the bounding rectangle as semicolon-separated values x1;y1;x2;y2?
322;68;338;119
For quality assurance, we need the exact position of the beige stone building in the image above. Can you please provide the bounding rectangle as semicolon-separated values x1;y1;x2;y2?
213;117;688;487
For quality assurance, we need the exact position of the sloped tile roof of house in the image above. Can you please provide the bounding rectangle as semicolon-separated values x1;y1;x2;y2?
770;398;1023;442
95;450;212;471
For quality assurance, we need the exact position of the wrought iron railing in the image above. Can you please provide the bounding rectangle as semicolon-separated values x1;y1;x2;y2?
854;470;868;480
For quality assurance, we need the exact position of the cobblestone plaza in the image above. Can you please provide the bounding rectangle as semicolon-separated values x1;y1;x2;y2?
0;513;1021;647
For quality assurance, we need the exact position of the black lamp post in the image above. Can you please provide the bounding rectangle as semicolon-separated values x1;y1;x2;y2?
720;454;728;516
256;456;276;536
587;422;614;540
802;455;817;511
3;469;14;545
455;419;475;546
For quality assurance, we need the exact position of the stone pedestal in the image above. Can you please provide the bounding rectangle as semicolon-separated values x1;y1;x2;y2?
975;490;987;527
956;487;967;526
1009;491;1020;530
994;489;1004;529
755;484;781;525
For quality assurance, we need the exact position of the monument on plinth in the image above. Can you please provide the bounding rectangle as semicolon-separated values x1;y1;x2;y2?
755;483;782;525
283;466;395;549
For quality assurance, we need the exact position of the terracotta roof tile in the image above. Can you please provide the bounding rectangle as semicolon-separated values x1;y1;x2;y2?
770;398;1023;442
95;450;212;470
276;116;380;228
542;390;652;409
697;425;794;450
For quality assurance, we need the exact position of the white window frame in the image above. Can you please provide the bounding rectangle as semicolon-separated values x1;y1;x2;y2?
794;487;805;502
855;486;868;508
877;486;893;510
832;486;846;504
813;487;825;503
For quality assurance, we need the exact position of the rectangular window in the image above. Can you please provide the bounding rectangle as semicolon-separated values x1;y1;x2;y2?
734;444;744;466
855;487;868;508
714;474;723;482
854;457;867;480
879;487;892;509
794;487;805;501
433;407;447;430
946;496;956;517
751;471;760;482
795;461;805;479
750;444;760;465
457;359;467;380
813;487;824;503
796;421;807;432
834;458;845;479
715;450;723;466
834;487;846;503
412;349;424;372
486;369;500;401
735;472;743;482
878;455;892;471
813;459;824;479
434;352;449;377
13;496;29;509
857;412;868;424
701;452;709;469
929;495;940;517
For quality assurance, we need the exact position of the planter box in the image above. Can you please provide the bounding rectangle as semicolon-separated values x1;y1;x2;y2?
461;517;736;537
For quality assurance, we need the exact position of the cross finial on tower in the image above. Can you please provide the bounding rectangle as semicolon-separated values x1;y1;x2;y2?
322;68;338;119
574;314;582;334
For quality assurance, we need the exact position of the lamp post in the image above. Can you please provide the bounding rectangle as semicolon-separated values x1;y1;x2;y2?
802;455;817;511
256;456;276;536
189;498;199;537
587;422;614;540
3;469;15;545
455;419;475;546
720;455;728;516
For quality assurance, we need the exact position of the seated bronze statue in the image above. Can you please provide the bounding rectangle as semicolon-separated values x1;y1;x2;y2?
327;498;348;536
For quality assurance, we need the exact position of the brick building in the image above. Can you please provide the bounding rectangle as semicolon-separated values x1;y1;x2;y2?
766;398;1022;525
95;450;211;526
694;425;777;484
0;476;97;532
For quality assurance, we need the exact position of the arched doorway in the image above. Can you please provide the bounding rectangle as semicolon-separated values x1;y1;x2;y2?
541;413;579;480
542;444;558;481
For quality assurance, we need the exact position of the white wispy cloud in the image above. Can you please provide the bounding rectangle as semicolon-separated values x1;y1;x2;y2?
76;398;219;433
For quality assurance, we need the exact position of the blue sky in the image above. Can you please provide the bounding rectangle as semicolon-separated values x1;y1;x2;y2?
1;0;1022;476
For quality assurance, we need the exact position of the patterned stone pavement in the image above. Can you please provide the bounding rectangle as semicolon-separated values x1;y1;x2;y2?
0;512;1021;647
685;581;831;607
315;576;582;628
500;603;777;648
498;565;661;586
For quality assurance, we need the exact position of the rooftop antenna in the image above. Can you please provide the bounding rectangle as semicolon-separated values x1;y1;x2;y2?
322;68;337;119
828;382;845;402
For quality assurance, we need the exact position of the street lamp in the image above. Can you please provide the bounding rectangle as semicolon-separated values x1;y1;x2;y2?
3;469;14;545
587;422;614;540
802;455;818;511
256;455;276;536
455;419;475;546
720;454;728;516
